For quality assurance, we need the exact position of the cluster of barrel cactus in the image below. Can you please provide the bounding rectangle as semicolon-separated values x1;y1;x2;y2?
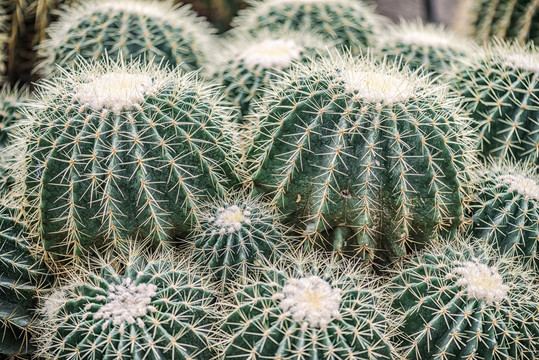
0;0;537;359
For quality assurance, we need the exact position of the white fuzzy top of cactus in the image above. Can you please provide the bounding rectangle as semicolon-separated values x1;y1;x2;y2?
397;30;454;48
341;71;414;103
96;1;172;18
239;39;304;69
502;53;539;72
498;174;539;200
275;276;342;328
211;205;252;235
73;72;155;113
449;260;509;303
93;278;158;326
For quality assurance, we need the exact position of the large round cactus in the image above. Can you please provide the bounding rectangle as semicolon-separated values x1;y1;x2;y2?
191;193;290;284
216;29;328;121
389;237;539;360
472;162;539;271
0;205;50;358
379;20;474;76
222;253;396;360
18;58;240;264
233;0;381;55
37;246;219;360
246;53;474;263
452;40;539;165
37;0;216;76
455;0;538;45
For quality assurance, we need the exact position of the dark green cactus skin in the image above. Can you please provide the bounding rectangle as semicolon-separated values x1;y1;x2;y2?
471;166;539;270
0;207;50;357
38;0;215;76
389;240;539;360
42;257;217;360
454;46;539;165
223;261;393;360
248;60;470;263
234;0;379;54
457;0;538;45
24;68;239;263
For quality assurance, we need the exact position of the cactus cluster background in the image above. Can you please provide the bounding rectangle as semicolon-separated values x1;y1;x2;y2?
0;0;537;360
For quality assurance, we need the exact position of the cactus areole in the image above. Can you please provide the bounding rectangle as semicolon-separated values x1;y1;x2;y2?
248;54;472;262
23;60;239;262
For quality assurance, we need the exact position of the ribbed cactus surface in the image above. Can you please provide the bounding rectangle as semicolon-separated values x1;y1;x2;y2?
38;247;218;360
233;0;380;54
389;238;539;360
247;54;473;263
37;0;216;76
453;41;539;165
20;59;239;264
223;254;396;359
472;163;539;270
0;206;50;357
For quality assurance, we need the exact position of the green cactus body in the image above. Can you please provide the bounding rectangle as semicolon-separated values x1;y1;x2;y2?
216;30;327;121
247;54;473;263
20;59;239;264
0;206;50;357
453;41;539;165
38;248;218;360
192;194;289;283
223;254;396;360
233;0;380;55
472;163;539;270
37;0;216;77
379;20;474;76
389;237;539;360
456;0;539;45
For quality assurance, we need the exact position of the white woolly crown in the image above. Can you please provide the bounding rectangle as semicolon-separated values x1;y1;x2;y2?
388;20;470;51
210;204;252;235
341;71;414;103
240;39;304;69
498;174;539;200
502;53;539;72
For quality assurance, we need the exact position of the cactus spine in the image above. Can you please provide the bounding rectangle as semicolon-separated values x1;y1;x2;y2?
0;205;50;357
379;20;474;76
222;253;396;359
389;237;539;360
37;246;219;360
247;53;473;263
37;0;216;76
17;58;240;264
452;40;539;165
233;0;380;55
472;162;539;270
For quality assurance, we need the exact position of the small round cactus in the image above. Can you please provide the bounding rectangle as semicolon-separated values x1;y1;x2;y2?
222;253;397;360
0;205;50;357
452;40;539;165
215;29;328;121
17;58;240;264
38;246;219;360
191;193;290;284
246;53;474;263
379;20;474;76
37;0;216;76
233;0;381;55
389;237;539;360
472;162;539;270
455;0;539;45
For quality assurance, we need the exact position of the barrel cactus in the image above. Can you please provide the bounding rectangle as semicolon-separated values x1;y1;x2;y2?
472;162;539;271
379;20;474;76
0;205;50;358
216;29;327;121
37;246;219;360
246;53;474;263
233;0;381;55
389;237;539;360
18;58;240;264
191;193;290;284
36;0;216;77
222;253;397;360
452;40;539;165
455;0;538;45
